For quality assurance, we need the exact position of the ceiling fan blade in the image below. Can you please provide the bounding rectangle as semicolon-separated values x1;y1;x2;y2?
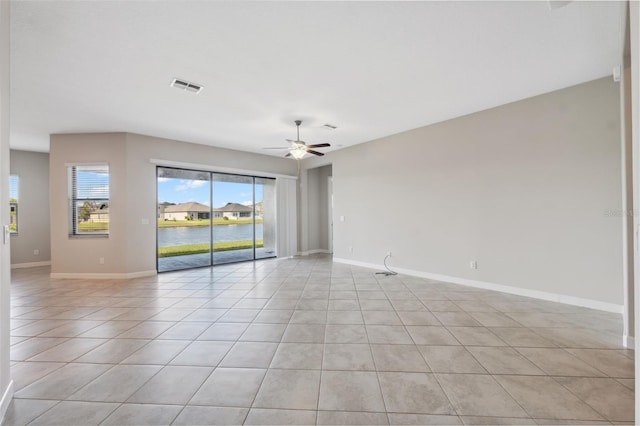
306;143;331;148
263;147;289;150
285;152;292;158
306;149;325;156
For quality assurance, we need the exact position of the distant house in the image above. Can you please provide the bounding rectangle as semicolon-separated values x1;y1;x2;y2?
157;202;175;219
88;206;109;223
213;202;254;220
254;201;263;217
163;202;210;220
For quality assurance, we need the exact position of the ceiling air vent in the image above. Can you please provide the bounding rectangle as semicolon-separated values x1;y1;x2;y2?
170;78;203;94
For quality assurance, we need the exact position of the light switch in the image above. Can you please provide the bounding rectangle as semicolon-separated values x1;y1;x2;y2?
3;225;9;244
339;216;345;222
141;218;150;225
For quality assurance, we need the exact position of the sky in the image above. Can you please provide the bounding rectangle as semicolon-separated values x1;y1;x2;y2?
157;178;264;207
9;175;18;200
72;168;269;207
76;169;109;199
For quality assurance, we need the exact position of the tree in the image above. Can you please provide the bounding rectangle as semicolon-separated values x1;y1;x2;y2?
79;201;96;222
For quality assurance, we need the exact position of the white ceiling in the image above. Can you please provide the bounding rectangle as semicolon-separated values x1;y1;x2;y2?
10;1;624;155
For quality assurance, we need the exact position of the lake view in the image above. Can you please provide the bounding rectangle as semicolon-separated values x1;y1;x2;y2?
158;223;263;247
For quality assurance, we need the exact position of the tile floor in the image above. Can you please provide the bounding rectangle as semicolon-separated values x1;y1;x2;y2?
2;254;635;425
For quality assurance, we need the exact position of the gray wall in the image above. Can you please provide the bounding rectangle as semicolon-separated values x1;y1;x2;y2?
305;165;332;253
49;132;297;275
328;77;623;306
9;150;50;265
49;133;129;274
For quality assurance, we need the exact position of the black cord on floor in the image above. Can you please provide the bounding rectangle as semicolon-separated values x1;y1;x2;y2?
376;254;398;276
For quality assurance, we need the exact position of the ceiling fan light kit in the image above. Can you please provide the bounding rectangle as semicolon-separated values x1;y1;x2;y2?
290;145;308;160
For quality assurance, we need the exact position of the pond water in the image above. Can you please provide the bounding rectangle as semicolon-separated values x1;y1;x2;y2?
158;223;264;246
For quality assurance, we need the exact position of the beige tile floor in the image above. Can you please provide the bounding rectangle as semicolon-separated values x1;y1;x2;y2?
2;254;635;425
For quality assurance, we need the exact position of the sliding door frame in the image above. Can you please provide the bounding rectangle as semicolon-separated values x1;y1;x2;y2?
156;165;277;272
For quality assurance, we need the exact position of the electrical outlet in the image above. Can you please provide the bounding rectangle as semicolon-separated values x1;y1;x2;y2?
99;257;105;265
33;249;39;256
470;260;478;269
386;251;392;257
349;246;353;253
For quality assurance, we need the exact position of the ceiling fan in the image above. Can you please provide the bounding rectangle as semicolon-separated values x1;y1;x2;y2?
264;120;331;159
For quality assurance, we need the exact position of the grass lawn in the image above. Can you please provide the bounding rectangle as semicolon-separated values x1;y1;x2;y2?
78;222;108;232
158;240;264;258
158;218;263;228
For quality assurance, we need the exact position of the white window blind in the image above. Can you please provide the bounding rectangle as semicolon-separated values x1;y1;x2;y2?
69;164;110;235
9;175;18;233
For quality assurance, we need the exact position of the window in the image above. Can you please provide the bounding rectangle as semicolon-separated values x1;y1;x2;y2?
9;175;18;233
68;164;109;235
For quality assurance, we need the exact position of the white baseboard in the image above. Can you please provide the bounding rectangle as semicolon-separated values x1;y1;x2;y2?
0;380;14;424
298;249;331;256
11;261;51;269
334;258;624;314
623;335;635;348
50;270;157;280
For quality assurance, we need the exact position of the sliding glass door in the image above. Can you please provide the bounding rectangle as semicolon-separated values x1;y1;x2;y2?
157;168;212;272
255;177;276;260
157;167;276;272
211;173;254;265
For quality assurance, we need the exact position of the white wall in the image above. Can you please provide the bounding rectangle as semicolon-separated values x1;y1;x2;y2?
0;0;12;420
629;1;640;422
621;56;634;340
49;132;297;276
328;77;623;308
9;150;50;266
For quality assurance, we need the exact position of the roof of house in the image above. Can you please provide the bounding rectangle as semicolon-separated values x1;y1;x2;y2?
164;202;210;213
214;202;253;213
89;208;109;215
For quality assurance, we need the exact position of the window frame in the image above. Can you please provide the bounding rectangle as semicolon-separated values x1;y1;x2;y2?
68;164;110;237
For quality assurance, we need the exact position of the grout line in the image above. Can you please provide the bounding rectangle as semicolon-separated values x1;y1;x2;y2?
9;256;633;425
357;287;392;425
